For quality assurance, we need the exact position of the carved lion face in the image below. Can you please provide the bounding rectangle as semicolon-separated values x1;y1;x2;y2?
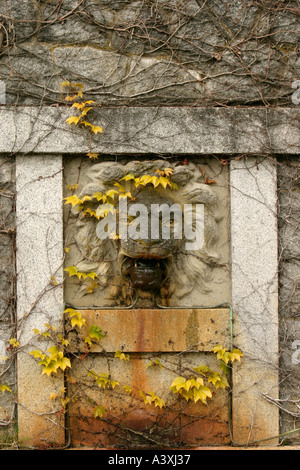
69;160;225;304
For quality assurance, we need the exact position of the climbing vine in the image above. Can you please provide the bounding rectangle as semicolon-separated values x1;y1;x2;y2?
0;0;299;450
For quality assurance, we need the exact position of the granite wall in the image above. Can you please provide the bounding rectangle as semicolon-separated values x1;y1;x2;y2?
0;0;298;106
0;0;299;447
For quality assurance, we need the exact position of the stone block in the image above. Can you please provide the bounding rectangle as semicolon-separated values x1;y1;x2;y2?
71;308;231;353
68;351;230;448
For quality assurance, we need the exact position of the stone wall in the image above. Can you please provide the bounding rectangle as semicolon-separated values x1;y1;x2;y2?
0;0;299;449
278;158;300;443
0;0;299;106
0;156;15;442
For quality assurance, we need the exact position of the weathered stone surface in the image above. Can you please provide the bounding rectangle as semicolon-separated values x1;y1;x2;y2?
63;157;230;308
0;156;15;439
230;156;279;445
278;158;300;444
0;0;298;105
0;1;38;41
16;155;65;447
73;308;231;353
68;352;230;448
0;107;298;155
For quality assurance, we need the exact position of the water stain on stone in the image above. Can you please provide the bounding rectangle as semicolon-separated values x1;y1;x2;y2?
185;309;200;350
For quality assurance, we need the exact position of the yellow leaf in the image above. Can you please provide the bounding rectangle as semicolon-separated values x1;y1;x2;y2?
71;102;85;110
92;125;103;135
86;272;98;280
118;192;132;200
194;365;212;376
30;349;45;360
229;349;244;362
50;275;58;286
96;204;115;218
67;183;79;191
151;176;159;188
105;189;119;199
66;116;81;126
170;376;186;391
193;386;212;404
158;176;171;189
94;405;107;419
115;350;130;361
0;385;12;394
41;362;60;376
87;152;99;160
8;338;19;348
139;175;153;186
123;385;132;394
64;266;79;277
64;195;83;208
65;95;76;102
120;173;135;182
80;107;92;117
92;192;103;201
58;357;71;371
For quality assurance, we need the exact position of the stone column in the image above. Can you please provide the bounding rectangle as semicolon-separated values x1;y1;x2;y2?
16;155;65;447
230;157;279;445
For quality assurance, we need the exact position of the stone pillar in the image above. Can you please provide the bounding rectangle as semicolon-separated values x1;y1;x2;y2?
16;155;65;447
230;157;279;445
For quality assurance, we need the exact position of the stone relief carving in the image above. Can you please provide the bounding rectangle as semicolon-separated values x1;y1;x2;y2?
65;159;230;307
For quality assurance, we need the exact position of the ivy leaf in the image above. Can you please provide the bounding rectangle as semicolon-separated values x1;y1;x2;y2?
169;376;186;392
158;176;172;189
64;195;82;207
208;373;229;390
193;386;212;404
120;173;135;182
66;116;81;126
139;175;153;186
0;385;12;394
86;272;98;280
64;266;80;277
96;204;115;218
92;192;104;201
70;313;86;329
119;192;132;200
230;349;244;363
79;107;92;117
57;357;71;371
81;195;92;203
29;349;46;360
194;365;212;376
71;102;85;110
87;152;99;160
41;363;60;376
92;125;103;135
146;359;163;369
94;405;107;419
115;350;130;361
88;325;105;341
